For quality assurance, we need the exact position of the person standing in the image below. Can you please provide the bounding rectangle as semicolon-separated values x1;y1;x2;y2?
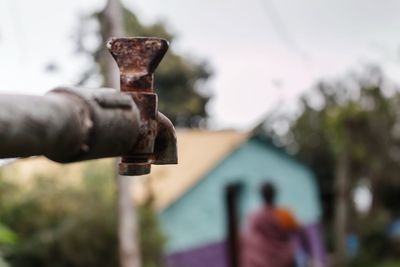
241;182;300;267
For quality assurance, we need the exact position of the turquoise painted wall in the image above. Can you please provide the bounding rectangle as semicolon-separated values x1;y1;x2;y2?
159;138;321;253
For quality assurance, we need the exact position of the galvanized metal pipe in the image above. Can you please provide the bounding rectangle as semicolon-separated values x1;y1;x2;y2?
0;87;140;163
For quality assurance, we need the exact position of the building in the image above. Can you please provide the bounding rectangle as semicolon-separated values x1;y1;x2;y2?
135;129;326;267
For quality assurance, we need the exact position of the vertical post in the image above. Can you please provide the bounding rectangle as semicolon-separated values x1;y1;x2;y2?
334;138;350;266
103;1;141;267
225;182;242;267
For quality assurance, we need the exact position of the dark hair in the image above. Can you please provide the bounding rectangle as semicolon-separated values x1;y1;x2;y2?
260;182;276;205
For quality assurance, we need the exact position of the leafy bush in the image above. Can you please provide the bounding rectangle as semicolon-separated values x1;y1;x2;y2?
347;210;400;267
0;161;164;267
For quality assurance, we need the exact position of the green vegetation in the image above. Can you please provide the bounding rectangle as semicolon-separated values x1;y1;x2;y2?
373;261;400;267
264;65;400;266
0;223;17;246
0;161;164;267
0;221;15;267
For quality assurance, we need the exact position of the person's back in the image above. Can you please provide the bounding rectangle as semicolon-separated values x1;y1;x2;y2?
241;182;298;267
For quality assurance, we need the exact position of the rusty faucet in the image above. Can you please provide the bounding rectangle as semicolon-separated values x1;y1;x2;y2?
0;37;177;176
107;37;177;176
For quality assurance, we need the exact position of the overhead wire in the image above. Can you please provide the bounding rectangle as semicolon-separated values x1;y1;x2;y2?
258;0;308;60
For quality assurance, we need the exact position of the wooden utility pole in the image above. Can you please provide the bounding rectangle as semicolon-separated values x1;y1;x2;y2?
334;136;350;266
103;1;142;267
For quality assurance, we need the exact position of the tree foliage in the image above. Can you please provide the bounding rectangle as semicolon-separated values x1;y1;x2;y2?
76;6;212;127
264;66;400;218
263;65;400;264
0;161;165;267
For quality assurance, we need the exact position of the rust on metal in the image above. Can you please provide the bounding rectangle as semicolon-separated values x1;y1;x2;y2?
107;37;169;92
0;88;141;163
153;112;178;164
0;37;176;176
107;37;177;176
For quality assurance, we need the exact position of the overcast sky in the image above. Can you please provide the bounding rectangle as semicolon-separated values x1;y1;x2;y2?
0;0;400;129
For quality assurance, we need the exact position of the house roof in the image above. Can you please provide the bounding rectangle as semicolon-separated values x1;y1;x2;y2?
133;129;248;210
0;129;249;210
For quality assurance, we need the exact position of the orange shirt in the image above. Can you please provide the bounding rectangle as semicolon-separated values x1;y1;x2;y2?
272;207;298;231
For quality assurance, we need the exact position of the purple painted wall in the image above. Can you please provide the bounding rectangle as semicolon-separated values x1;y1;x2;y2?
304;223;327;266
167;241;227;267
166;223;326;267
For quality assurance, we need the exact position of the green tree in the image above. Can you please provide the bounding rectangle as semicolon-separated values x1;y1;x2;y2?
75;6;212;127
0;222;16;267
263;66;400;265
0;161;165;267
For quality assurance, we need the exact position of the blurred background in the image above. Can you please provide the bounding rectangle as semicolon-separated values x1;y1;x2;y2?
1;0;400;267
